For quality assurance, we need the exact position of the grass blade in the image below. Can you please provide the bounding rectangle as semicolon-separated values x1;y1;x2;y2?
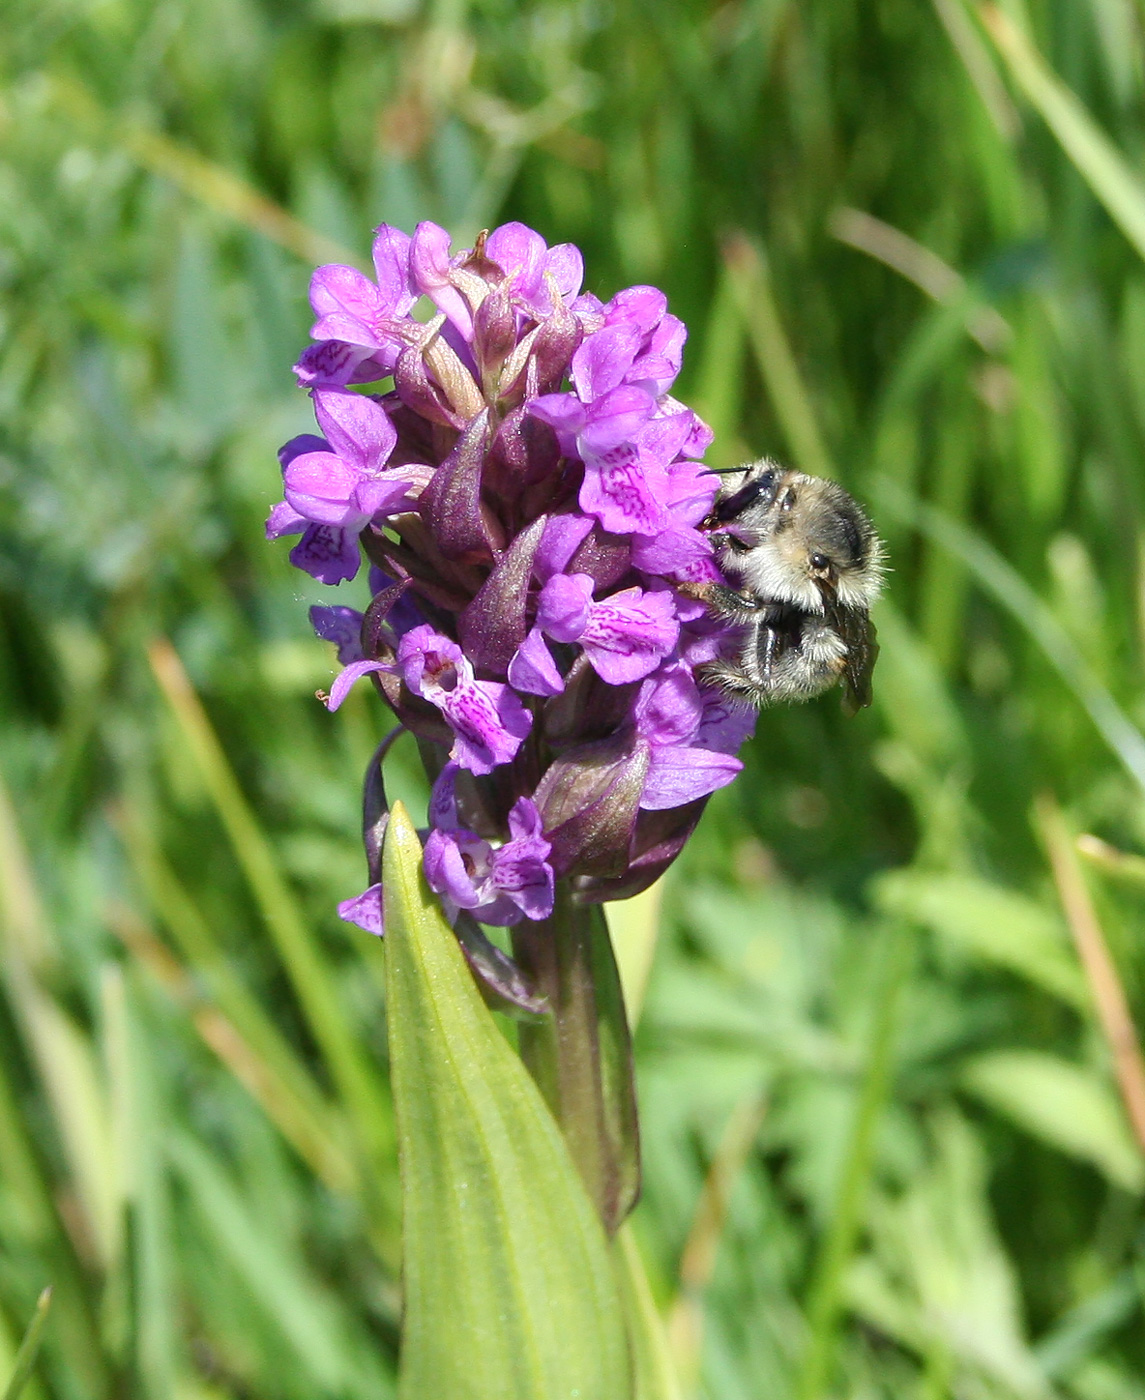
3;1288;52;1400
877;482;1145;797
146;638;395;1170
723;233;836;481
797;923;910;1400
1037;795;1145;1155
980;4;1145;263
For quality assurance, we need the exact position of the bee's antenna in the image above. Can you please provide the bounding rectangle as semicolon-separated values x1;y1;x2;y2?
708;466;745;475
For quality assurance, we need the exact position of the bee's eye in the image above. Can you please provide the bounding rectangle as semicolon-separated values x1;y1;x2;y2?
809;552;831;574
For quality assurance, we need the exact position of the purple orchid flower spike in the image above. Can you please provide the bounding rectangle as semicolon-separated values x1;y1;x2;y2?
276;218;757;1234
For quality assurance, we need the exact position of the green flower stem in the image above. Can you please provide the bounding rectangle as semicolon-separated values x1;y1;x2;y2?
512;886;640;1234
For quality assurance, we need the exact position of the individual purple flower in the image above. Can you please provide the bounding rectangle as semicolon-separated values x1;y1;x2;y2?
423;796;554;926
509;574;679;694
634;665;755;810
398;626;532;775
268;388;423;583
600;286;687;399
294;224;419;386
630;456;721;583
484;222;584;321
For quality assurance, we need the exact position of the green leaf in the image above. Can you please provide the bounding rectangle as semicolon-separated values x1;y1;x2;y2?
961;1050;1144;1192
3;1288;51;1400
382;802;631;1400
614;1226;683;1400
873;871;1087;1007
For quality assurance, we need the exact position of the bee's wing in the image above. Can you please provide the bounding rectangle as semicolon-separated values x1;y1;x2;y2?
828;603;878;716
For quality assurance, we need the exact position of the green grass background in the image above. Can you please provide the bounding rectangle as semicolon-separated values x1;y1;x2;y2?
4;0;1145;1395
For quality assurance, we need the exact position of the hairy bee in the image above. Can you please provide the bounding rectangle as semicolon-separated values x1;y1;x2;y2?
685;460;885;714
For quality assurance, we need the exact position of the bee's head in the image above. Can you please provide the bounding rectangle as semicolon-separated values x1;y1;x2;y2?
712;465;885;612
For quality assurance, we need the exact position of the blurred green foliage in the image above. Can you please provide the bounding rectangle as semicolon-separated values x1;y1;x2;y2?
4;0;1145;1395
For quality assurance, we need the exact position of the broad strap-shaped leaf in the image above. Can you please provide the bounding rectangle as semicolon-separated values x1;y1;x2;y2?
382;803;631;1400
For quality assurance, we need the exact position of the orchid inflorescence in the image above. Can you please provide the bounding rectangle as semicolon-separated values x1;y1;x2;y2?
268;219;753;1012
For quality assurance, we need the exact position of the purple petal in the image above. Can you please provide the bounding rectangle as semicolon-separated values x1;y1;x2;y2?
289;524;361;584
398;627;532;774
322;658;390;711
398;626;466;694
536;572;594;643
508;627;565;697
310;310;380;347
338;883;385;936
310;263;382;328
579;448;664;536
491;857;553;923
571;325;645;401
486;222;547;300
662;457;719;522
634;665;703;747
578;385;657;457
626;315;685;396
662;395;715;457
283;451;362;525
489;797;554;921
630;522;713;578
640;747;743;810
544;244;584;302
507;796;545;844
312;388;397;473
351;474;417;521
695;691;757;753
424;828;490;911
579;585;679;685
294;341;378;386
266;500;307;540
535;513;596;582
603;285;668;335
410;221;473;339
429;762;461;830
443;680;532;775
278;434;329;469
634;408;696;469
310;604;365;665
527;392;587;457
371;224;416;315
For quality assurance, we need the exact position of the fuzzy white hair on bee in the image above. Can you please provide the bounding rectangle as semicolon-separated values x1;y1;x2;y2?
708;459;885;613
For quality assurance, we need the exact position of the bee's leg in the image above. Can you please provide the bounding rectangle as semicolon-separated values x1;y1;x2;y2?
757;625;779;687
677;581;779;624
699;660;769;707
